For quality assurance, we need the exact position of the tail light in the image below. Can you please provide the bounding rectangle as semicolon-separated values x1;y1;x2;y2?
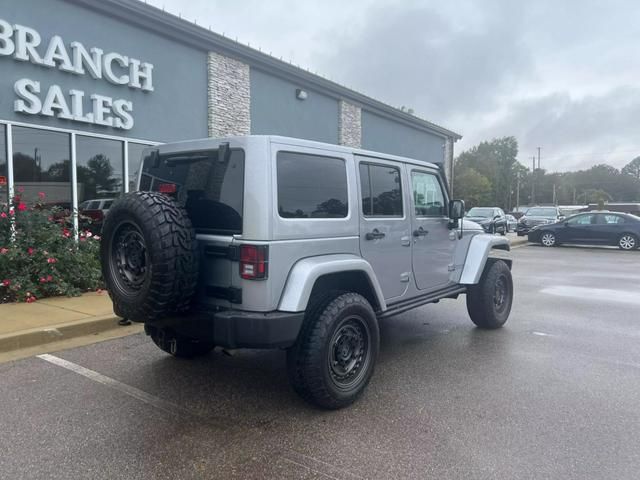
239;244;268;280
158;183;177;194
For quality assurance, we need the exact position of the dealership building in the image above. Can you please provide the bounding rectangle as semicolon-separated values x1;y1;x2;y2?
0;0;461;227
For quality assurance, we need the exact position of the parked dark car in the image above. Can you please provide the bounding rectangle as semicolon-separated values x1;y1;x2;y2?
465;207;507;234
528;212;640;250
516;206;563;236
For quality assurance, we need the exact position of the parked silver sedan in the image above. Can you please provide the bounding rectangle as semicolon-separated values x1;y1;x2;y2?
506;214;518;232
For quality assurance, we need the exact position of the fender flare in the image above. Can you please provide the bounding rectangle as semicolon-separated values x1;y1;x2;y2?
459;234;510;284
277;254;387;313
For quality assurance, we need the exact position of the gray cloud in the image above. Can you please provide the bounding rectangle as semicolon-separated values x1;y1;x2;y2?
157;0;640;171
314;2;532;121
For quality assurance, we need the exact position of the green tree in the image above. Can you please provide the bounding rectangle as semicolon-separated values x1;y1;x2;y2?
455;137;521;209
453;167;492;208
622;156;640;180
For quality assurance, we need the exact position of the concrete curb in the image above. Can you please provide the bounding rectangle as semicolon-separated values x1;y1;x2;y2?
0;315;141;353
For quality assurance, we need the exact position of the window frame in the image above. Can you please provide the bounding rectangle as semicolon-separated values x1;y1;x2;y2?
276;150;349;221
410;169;448;218
359;161;404;219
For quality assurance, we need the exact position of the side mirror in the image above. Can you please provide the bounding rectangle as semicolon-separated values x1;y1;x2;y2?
449;199;465;220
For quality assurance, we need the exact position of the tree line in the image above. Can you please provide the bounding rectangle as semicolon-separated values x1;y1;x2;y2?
452;137;640;211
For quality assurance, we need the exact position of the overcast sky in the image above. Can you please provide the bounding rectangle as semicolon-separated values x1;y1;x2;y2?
154;0;640;172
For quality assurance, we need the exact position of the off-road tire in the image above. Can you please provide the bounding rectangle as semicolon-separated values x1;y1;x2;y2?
466;259;513;329
146;325;214;358
286;292;379;410
100;191;198;322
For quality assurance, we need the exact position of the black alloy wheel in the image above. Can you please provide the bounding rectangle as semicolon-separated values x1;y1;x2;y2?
328;316;372;391
287;292;379;409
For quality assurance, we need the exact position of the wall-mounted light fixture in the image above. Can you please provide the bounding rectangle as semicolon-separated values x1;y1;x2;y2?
296;88;308;100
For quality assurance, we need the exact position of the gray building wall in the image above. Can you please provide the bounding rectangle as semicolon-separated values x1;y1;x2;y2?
361;110;445;165
0;0;208;142
250;68;339;144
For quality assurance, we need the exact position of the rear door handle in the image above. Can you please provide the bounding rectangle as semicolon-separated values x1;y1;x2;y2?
365;229;386;240
413;227;429;237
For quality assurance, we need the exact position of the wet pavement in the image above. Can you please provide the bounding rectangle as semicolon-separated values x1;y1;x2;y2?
1;244;639;479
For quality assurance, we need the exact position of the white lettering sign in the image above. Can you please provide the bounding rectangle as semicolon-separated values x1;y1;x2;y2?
0;17;154;130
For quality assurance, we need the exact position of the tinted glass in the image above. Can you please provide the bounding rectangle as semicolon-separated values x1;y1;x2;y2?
0;124;6;206
601;214;625;224
128;143;149;192
277;152;348;218
76;136;123;204
360;163;403;217
567;214;594;225
527;207;557;217
13;126;71;207
142;148;244;234
467;207;494;218
412;171;445;216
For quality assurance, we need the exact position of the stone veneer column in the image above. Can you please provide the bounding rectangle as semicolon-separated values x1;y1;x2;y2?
207;52;251;137
338;101;362;148
444;137;454;193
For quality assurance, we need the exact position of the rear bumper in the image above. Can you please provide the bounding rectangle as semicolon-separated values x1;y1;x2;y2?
147;309;305;349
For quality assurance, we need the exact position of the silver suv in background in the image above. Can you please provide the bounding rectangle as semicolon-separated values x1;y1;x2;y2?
100;136;514;409
516;206;564;236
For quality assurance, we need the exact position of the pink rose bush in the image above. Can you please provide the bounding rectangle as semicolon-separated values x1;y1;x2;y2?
0;195;103;303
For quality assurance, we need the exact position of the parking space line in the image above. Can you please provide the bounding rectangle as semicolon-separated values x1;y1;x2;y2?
37;353;212;424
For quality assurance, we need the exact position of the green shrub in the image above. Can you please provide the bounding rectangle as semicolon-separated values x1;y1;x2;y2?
0;192;103;304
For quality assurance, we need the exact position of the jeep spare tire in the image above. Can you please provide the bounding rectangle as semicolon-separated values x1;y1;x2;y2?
100;191;198;322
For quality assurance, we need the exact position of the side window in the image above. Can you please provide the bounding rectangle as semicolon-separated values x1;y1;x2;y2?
359;163;403;217
601;214;624;224
568;214;594;225
277;151;348;218
411;171;445;217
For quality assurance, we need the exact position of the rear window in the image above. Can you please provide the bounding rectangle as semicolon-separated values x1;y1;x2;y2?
140;149;244;234
277;151;348;218
359;163;403;217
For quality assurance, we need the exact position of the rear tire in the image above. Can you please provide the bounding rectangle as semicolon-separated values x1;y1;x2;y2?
618;233;638;250
100;191;198;322
286;292;379;409
146;325;214;358
466;260;513;329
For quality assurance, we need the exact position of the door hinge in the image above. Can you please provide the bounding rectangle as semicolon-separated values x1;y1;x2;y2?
448;264;456;272
400;272;411;283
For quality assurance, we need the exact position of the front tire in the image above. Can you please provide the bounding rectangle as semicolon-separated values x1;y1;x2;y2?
287;292;379;409
540;231;556;247
466;260;513;329
618;233;638;250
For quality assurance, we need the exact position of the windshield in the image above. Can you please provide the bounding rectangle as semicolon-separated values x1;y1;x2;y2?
467;207;494;218
526;207;557;217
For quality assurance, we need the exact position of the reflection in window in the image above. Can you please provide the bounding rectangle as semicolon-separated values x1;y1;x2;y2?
277;152;348;218
359;163;403;217
13;126;71;207
128;143;149;192
412;172;445;216
568;214;593;225
0;125;7;205
76;136;123;204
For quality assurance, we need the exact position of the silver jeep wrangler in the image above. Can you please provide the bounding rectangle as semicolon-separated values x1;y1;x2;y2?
101;135;513;409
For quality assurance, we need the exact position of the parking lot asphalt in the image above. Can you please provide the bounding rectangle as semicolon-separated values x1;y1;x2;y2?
1;245;640;480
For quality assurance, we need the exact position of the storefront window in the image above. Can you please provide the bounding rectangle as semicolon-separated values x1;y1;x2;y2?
128;142;150;192
76;136;124;204
13;126;71;208
0;125;7;206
